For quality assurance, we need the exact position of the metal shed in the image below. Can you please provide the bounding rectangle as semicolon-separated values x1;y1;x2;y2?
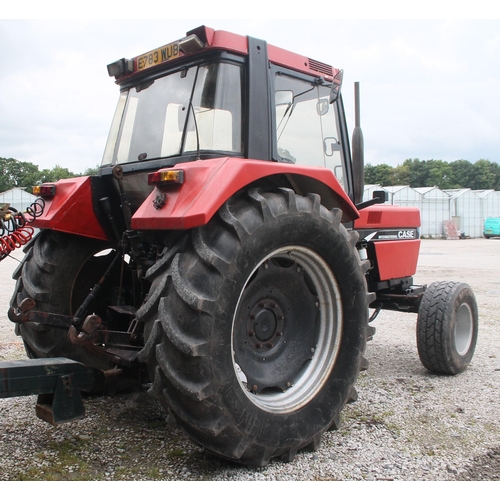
0;188;38;212
413;187;451;238
362;183;500;239
474;190;500;220
444;189;482;238
383;186;422;207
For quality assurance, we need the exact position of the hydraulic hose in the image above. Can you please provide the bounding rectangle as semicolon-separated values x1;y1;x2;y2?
0;199;45;261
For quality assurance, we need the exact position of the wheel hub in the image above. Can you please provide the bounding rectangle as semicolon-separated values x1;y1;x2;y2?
247;299;284;348
232;246;342;413
455;302;473;355
233;254;329;396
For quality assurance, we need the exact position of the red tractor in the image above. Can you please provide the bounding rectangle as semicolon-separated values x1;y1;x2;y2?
6;26;478;466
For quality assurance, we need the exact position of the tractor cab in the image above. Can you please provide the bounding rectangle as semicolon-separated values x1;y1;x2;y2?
100;26;353;216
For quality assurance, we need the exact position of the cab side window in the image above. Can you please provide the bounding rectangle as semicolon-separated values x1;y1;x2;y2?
274;73;345;188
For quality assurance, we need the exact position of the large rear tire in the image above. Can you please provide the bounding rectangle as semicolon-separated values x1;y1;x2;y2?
417;281;478;374
137;188;371;465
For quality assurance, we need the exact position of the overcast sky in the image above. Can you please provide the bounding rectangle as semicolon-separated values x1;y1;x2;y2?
1;4;499;174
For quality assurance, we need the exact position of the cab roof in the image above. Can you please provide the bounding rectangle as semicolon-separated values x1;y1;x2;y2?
108;25;339;83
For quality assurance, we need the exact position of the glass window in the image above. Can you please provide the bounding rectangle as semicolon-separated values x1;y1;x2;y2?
102;62;244;166
275;73;345;188
184;63;244;154
101;91;127;166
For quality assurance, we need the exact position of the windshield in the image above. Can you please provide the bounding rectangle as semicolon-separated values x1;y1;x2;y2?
102;62;244;166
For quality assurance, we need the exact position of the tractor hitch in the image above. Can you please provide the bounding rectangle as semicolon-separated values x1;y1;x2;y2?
0;357;104;425
8;298;73;328
8;299;144;368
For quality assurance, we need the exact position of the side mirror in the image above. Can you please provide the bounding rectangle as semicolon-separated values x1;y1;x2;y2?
372;190;388;203
355;189;388;211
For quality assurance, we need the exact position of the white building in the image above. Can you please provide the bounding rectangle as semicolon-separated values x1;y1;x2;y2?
474;190;500;220
444;189;483;238
363;183;500;238
413;187;451;238
0;187;38;213
384;185;421;207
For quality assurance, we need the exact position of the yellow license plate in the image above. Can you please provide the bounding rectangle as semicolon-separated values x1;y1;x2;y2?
136;42;181;72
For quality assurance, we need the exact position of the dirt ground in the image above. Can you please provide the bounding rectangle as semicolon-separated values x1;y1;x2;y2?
410;238;500;480
1;237;499;480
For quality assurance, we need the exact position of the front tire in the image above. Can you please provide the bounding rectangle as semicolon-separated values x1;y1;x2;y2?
417;281;478;374
138;188;371;465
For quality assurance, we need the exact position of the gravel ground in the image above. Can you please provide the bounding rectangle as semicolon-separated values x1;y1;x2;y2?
1;238;499;481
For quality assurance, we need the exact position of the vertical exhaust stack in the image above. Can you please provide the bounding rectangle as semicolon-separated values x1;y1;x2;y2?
352;82;365;206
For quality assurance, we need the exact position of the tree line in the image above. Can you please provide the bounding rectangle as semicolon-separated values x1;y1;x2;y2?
0;157;99;193
365;158;500;191
3;156;500;194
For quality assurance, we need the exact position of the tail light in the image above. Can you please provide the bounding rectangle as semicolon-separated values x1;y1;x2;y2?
33;184;56;198
148;169;184;186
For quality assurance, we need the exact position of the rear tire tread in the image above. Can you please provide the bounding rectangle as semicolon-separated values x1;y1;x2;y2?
138;188;371;465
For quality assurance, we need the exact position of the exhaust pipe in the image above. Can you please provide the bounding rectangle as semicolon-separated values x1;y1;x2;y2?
352;82;365;205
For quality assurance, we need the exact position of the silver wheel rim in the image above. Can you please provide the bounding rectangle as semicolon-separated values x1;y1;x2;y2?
455;302;473;356
231;246;342;414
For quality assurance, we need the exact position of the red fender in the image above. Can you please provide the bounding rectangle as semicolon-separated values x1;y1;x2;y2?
131;157;359;230
31;177;108;241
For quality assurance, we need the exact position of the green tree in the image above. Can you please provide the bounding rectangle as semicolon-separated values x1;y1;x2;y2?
0;158;87;193
449;160;474;189
449;159;496;190
427;159;455;189
39;165;77;183
470;159;496;190
392;163;411;186
83;166;100;176
489;161;500;191
396;158;457;189
400;158;433;187
0;157;40;192
364;163;395;186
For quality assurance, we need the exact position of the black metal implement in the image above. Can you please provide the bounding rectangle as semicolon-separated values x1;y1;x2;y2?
0;357;104;425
